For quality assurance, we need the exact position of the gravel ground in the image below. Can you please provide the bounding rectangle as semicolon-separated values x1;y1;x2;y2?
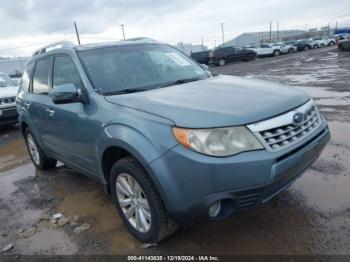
0;46;349;256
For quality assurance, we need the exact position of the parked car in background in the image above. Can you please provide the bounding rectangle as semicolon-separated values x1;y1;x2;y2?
17;38;330;242
0;72;19;127
209;46;256;66
271;42;297;54
338;39;350;51
308;38;328;48
326;38;336;46
190;50;211;65
334;33;350;43
284;40;313;51
245;43;282;57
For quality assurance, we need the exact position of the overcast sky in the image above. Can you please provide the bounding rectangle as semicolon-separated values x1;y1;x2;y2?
0;0;349;57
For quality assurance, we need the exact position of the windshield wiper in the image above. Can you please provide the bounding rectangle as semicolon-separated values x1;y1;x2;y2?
103;88;147;95
159;77;201;88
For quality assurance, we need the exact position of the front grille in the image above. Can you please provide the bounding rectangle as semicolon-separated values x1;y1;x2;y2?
247;100;322;152
0;96;16;105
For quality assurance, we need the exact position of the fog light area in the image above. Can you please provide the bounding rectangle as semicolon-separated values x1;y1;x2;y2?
208;201;221;217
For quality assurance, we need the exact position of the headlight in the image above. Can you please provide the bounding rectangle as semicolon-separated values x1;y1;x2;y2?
172;126;263;157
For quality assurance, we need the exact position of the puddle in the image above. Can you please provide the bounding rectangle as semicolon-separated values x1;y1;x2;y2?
0;138;29;172
291;120;350;212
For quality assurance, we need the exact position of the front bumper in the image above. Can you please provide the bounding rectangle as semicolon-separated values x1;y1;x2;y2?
148;123;330;225
0;106;18;127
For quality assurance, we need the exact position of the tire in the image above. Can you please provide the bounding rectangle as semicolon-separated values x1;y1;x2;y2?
243;53;255;62
218;59;226;66
313;44;319;49
24;128;57;170
328;41;335;46
320;43;325;48
304;45;310;51
110;156;179;243
288;48;295;54
273;50;281;57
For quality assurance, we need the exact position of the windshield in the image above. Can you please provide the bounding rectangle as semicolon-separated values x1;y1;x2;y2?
78;44;208;94
0;74;17;87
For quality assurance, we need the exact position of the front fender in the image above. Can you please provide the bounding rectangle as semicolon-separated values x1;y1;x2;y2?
95;123;178;199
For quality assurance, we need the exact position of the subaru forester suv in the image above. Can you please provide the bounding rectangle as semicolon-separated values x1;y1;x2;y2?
17;38;330;243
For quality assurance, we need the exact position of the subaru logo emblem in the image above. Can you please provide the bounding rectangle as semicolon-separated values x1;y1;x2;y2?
293;112;304;125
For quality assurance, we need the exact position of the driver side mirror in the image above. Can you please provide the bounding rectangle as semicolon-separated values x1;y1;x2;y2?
51;83;80;104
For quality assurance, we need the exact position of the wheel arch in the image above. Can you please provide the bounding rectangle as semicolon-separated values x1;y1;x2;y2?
96;124;172;203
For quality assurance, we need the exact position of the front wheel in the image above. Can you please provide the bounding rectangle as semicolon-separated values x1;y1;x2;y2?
24;128;57;170
110;156;178;243
304;45;310;51
273;50;281;56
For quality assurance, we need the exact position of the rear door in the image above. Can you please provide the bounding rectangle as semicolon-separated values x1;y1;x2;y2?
26;57;56;152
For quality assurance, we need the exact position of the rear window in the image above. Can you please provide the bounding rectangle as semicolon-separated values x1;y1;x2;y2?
19;62;34;92
32;58;51;95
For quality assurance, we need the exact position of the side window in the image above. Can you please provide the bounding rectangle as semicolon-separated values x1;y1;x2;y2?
53;56;83;90
19;62;34;92
33;58;51;94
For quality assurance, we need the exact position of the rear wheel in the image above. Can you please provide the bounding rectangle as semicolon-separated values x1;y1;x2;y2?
110;156;178;243
24;128;57;170
304;45;310;51
313;44;319;49
218;59;226;66
320;43;325;48
288;48;295;54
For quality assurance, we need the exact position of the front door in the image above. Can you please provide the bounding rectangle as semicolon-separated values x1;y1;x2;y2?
44;55;99;175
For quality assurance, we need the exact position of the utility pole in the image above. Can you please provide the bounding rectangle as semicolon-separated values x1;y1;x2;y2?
220;22;225;47
74;21;81;45
269;22;272;43
120;24;126;40
328;22;330;37
305;24;308;39
201;37;204;51
277;22;280;42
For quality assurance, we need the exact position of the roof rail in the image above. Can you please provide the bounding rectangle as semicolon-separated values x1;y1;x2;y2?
32;41;75;56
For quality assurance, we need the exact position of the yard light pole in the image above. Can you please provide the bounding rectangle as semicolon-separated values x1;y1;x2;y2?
220;22;225;47
120;24;126;40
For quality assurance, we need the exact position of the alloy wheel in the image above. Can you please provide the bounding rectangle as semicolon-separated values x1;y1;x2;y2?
27;134;40;165
116;173;152;233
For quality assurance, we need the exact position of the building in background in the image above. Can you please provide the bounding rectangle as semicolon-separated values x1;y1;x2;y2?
0;57;28;77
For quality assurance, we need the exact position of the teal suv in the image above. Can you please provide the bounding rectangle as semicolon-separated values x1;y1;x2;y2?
17;39;330;242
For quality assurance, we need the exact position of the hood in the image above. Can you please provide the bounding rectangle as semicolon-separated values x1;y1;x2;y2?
105;75;310;128
0;86;19;98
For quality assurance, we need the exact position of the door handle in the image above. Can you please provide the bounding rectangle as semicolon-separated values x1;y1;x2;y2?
46;109;55;116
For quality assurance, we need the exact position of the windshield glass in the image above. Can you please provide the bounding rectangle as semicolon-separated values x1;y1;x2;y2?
0;73;17;87
78;44;208;94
